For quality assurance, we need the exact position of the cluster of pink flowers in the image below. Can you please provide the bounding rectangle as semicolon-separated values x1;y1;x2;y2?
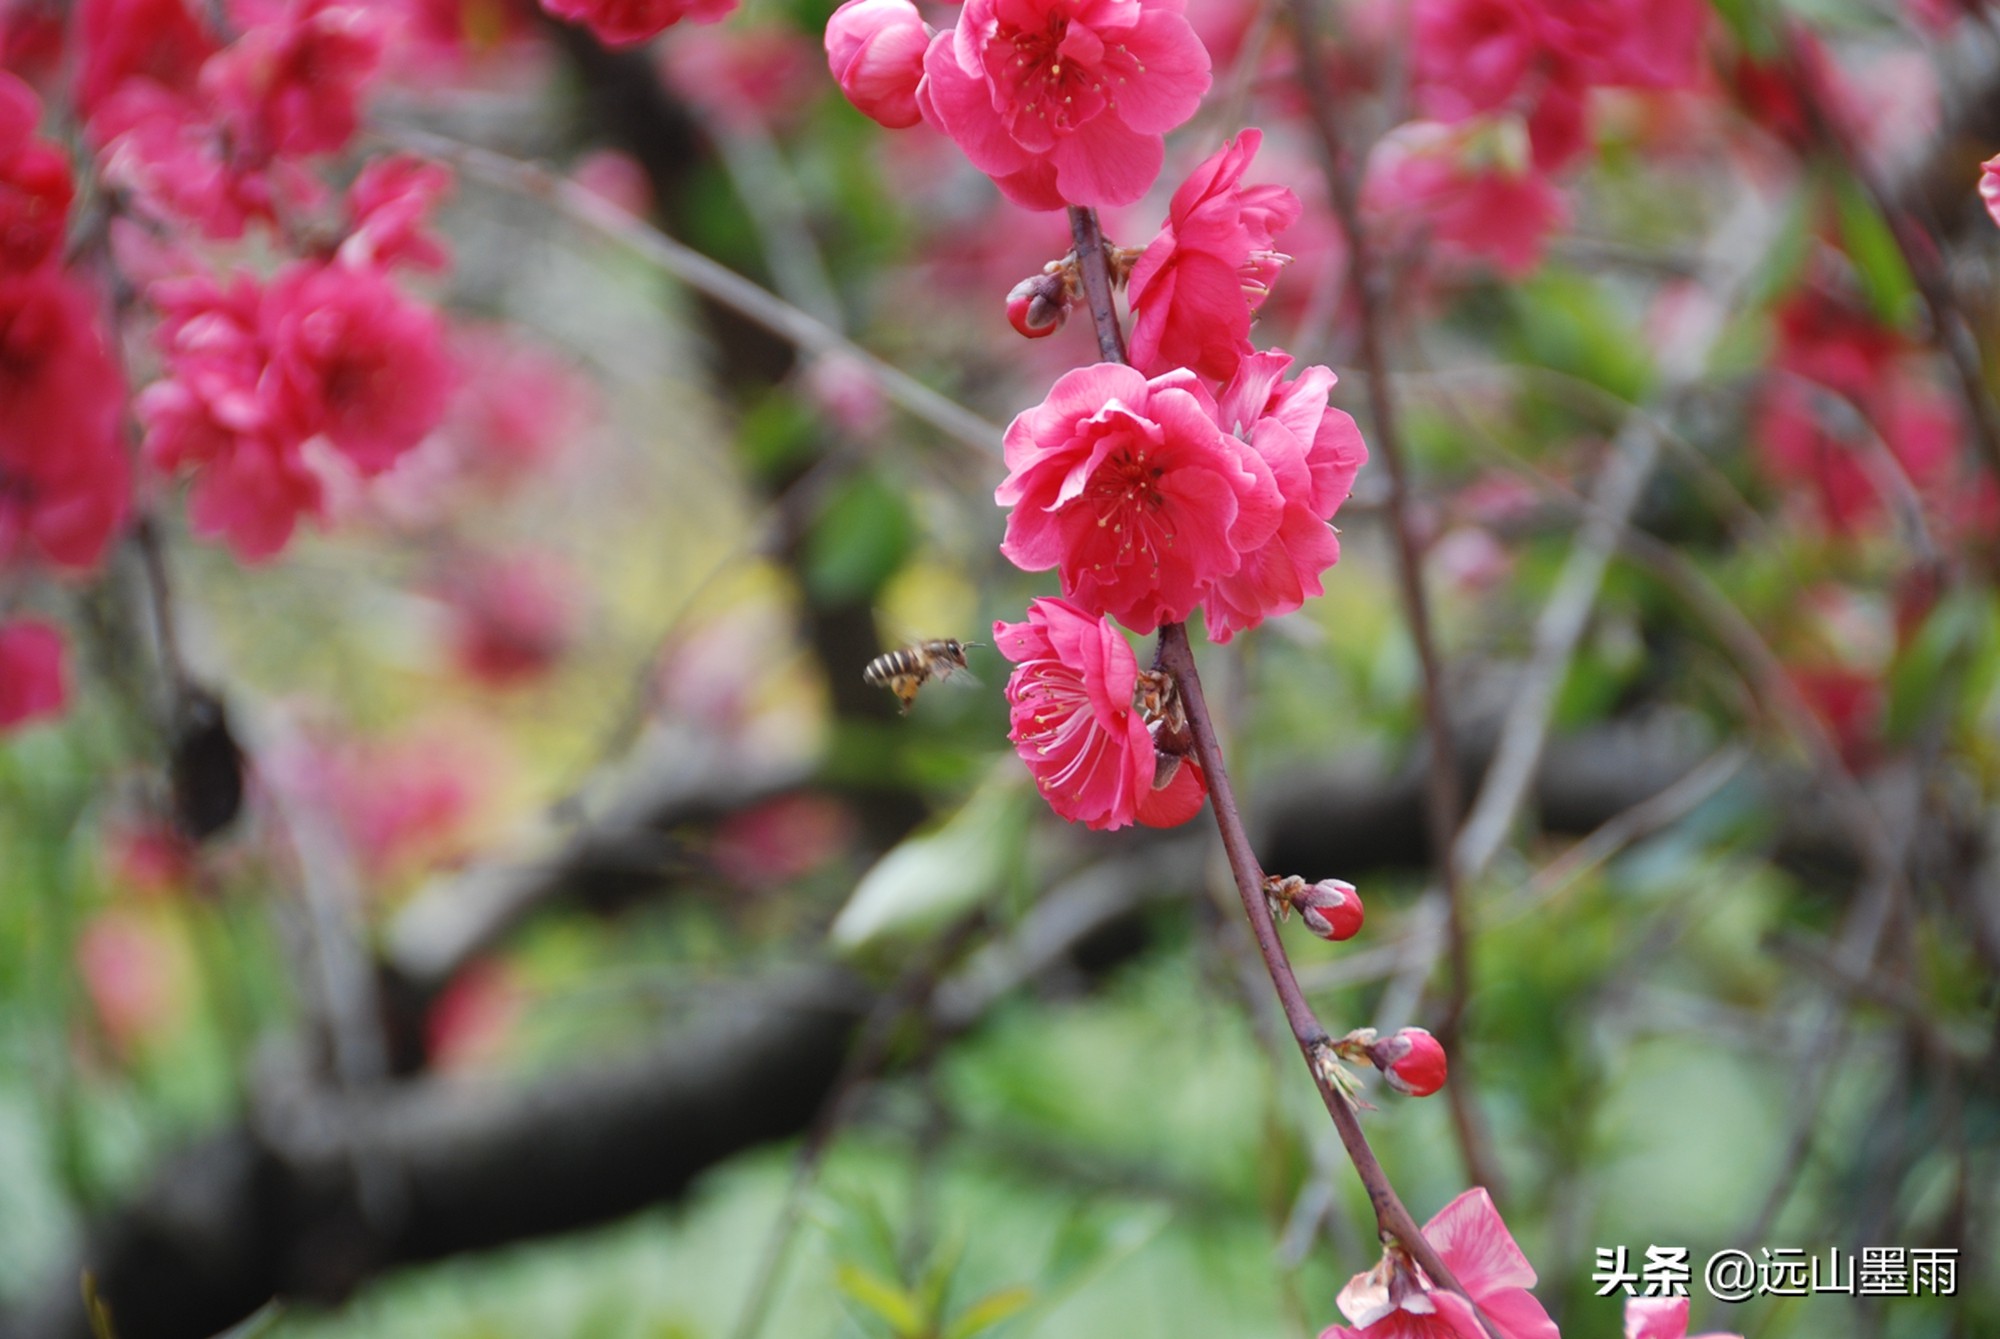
0;71;132;734
1363;0;1706;277
826;0;1213;209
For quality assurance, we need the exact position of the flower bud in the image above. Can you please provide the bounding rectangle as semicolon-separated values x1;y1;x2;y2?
1293;877;1364;942
824;0;931;129
1367;1026;1447;1097
1006;269;1072;339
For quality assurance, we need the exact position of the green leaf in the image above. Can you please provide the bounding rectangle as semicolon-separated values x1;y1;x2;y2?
828;760;1033;956
943;1287;1034;1339
1833;174;1918;330
835;1264;925;1337
804;470;916;605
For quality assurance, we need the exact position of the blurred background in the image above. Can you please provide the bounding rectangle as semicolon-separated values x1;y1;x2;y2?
2;0;1998;1336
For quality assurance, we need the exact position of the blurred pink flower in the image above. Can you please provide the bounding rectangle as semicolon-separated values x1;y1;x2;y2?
1364;119;1568;278
0;72;73;274
918;0;1212;209
539;0;735;48
0;617;67;730
77;0;216;118
426;958;525;1070
996;362;1282;633
1127;128;1300;381
1323;1188;1558;1339
340;152;453;272
436;549;580;687
0;266;131;571
570;148;652;216
77;910;187;1055
712;792;857;885
662;23;820;130
203;0;387;158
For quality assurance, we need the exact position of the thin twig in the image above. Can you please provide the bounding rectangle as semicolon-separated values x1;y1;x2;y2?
1156;625;1501;1339
378;127;1004;460
1280;0;1496;1195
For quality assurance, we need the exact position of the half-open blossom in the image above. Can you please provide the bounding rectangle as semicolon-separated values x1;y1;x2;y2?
996;363;1282;632
0;617;67;730
539;0;737;48
1625;1297;1741;1339
1367;1026;1447;1096
995;596;1206;830
0;266;131;570
1198;350;1366;642
919;0;1213;209
1127;128;1300;381
1323;1188;1558;1339
825;0;932;130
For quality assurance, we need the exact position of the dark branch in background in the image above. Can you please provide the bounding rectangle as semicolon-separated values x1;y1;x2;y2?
5;850;1206;1339
1281;0;1497;1196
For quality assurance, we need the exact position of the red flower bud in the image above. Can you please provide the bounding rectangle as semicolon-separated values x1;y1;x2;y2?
1293;877;1364;942
1367;1026;1447;1097
1005;270;1070;339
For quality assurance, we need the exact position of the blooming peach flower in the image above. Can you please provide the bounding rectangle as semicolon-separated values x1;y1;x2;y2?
996;362;1282;632
1127;128;1300;381
995;596;1205;830
0;618;68;730
539;0;736;47
1198;350;1366;643
919;0;1213;210
825;0;932;129
1625;1297;1740;1339
1323;1188;1558;1339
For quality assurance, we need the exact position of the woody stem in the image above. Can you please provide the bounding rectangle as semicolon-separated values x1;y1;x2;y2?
1065;203;1492;1327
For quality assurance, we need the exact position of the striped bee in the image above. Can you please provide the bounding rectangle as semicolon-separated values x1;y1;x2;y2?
864;639;977;714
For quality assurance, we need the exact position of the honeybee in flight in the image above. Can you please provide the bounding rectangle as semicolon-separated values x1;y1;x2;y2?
864;639;978;714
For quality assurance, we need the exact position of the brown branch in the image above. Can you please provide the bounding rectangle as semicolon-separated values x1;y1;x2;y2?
1156;625;1497;1335
1279;0;1495;1196
1067;206;1129;364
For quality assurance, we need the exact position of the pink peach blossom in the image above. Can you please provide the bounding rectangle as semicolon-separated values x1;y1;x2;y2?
202;0;387;158
77;0;217;117
825;0;933;129
0;618;68;730
995;596;1205;830
437;549;579;687
1127;127;1299;381
1322;1188;1559;1339
1368;1026;1448;1096
0;266;130;570
1198;350;1366;643
1981;154;2000;231
996;362;1282;632
918;0;1212;210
